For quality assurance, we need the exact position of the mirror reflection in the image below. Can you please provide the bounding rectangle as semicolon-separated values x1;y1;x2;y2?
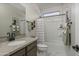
0;4;26;38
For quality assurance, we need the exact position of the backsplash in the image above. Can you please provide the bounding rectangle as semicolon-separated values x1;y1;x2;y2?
0;34;25;43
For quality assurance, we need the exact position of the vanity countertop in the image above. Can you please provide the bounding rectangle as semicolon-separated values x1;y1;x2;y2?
0;37;37;56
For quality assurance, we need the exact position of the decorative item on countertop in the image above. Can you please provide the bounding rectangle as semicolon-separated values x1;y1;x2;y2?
10;19;20;32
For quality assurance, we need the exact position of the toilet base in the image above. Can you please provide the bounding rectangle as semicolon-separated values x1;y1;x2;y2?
37;44;48;56
37;50;47;56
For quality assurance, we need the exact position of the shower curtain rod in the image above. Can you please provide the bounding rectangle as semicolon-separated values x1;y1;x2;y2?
39;13;66;18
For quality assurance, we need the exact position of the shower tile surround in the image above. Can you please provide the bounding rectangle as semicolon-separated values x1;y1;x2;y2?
36;18;45;43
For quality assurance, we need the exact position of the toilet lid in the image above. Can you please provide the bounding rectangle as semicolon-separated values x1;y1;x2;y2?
37;44;48;47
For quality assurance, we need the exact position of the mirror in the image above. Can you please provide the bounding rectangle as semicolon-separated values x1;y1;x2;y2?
0;4;26;38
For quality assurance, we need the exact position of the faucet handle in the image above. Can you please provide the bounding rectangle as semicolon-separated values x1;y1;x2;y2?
7;32;10;38
7;32;10;34
7;32;10;35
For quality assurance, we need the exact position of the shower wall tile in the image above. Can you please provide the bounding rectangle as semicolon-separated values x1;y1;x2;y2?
36;18;45;42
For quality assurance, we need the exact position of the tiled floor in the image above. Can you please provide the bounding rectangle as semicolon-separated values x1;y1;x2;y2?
37;38;76;56
46;38;67;56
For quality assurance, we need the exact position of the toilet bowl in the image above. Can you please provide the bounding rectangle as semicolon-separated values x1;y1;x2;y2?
37;44;48;52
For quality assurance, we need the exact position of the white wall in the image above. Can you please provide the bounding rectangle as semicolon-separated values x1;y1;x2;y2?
74;4;79;45
23;3;40;21
36;18;45;43
0;4;25;37
22;3;40;37
70;4;75;45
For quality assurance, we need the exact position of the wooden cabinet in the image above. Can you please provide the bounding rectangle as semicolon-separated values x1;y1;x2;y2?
27;47;37;56
10;48;25;56
10;40;37;56
26;41;37;56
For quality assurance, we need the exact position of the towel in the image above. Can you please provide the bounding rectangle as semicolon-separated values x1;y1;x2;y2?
63;23;71;46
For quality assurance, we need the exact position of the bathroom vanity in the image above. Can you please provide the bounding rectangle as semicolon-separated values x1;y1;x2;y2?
0;37;37;56
10;41;37;56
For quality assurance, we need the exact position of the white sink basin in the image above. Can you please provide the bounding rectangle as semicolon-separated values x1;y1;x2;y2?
8;41;26;46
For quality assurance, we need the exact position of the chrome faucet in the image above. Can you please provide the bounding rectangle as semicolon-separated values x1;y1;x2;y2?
7;32;15;41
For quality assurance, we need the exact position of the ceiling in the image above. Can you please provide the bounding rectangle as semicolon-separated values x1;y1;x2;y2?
36;3;63;11
9;3;64;14
10;3;63;13
9;3;25;12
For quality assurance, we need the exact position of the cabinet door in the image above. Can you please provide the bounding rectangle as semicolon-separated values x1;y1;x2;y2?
27;41;37;52
27;47;37;56
10;48;25;56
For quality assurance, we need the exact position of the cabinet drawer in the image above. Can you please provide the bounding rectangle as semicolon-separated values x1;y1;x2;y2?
27;41;37;52
27;47;37;56
10;48;25;56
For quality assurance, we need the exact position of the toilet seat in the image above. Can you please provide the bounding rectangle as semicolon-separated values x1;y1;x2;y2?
37;44;48;47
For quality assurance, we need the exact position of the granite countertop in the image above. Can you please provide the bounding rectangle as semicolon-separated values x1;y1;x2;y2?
0;37;37;56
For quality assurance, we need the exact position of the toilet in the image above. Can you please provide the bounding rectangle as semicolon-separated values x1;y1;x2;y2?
37;43;48;51
37;44;48;56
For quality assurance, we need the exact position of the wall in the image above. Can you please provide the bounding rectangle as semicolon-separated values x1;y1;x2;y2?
22;3;40;37
70;4;75;45
74;4;79;45
36;18;45;43
22;3;40;21
0;3;25;37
